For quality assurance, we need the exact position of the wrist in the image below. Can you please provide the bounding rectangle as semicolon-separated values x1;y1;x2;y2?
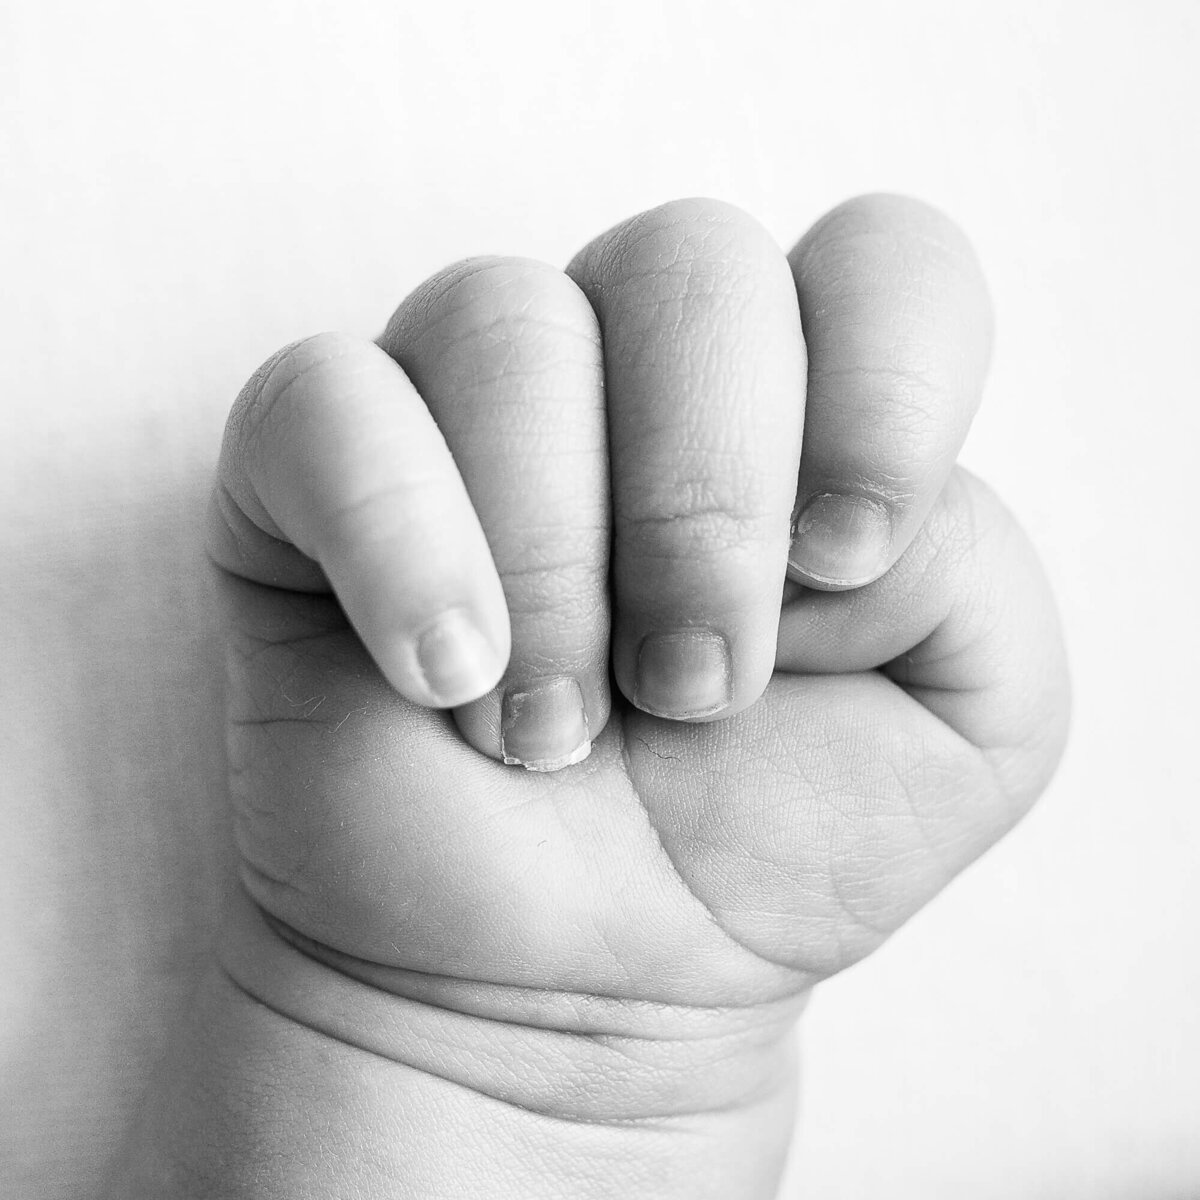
108;888;805;1198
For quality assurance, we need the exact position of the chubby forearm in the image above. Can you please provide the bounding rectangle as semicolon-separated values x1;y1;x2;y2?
104;902;801;1199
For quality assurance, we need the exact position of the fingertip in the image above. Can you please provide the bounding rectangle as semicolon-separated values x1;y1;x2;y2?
629;628;733;721
408;606;510;709
500;676;593;772
449;672;607;774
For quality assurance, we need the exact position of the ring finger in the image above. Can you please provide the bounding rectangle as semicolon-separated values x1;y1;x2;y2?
379;257;611;771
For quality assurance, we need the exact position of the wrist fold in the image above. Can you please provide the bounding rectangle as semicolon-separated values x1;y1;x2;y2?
221;885;805;1127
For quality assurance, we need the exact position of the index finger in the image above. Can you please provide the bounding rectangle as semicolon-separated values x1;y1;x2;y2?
785;193;994;589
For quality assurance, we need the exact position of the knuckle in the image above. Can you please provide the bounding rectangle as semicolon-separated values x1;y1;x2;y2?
797;194;992;334
390;256;600;375
801;192;972;270
820;191;951;232
585;197;776;295
220;332;369;547
428;255;571;315
230;331;360;457
633;197;769;259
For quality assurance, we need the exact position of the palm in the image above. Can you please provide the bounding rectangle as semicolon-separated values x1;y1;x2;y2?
226;575;1015;1013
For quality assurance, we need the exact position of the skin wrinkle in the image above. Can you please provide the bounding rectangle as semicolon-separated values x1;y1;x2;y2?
875;678;1028;848
256;889;805;1035
644;663;1010;980
230;625;352;661
224;340;300;457
213;961;670;1131
618;507;777;557
318;474;462;559
216;896;805;1128
434;311;602;365
446;355;603;395
723;776;870;974
619;725;818;983
212;480;281;560
488;560;602;605
226;641;351;730
578;213;777;402
591;201;763;286
615;449;783;529
209;480;332;594
875;743;965;894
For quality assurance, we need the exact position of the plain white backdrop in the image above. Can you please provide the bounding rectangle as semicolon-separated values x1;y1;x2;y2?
2;2;1197;1196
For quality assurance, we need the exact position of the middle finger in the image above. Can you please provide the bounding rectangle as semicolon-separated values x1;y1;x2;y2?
569;199;806;721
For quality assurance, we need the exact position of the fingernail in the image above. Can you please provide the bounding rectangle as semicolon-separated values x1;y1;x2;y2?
787;493;892;587
501;676;591;772
415;608;503;708
634;629;731;719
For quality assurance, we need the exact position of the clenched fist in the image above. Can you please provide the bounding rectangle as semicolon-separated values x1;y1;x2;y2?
109;195;1069;1199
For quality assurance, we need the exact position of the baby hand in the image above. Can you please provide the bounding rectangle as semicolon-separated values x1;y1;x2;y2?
128;195;1068;1199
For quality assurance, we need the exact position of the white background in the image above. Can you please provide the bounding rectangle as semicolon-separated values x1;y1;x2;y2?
2;2;1197;1196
